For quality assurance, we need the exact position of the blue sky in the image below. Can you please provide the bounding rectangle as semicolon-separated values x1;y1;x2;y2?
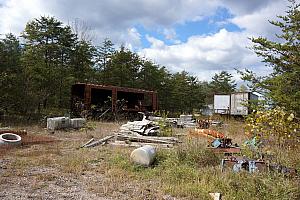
0;0;296;83
137;7;242;48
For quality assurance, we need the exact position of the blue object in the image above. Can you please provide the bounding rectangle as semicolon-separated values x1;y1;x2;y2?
249;160;258;173
212;139;222;148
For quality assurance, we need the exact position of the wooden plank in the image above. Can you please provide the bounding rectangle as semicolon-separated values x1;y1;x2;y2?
80;138;95;148
84;135;115;148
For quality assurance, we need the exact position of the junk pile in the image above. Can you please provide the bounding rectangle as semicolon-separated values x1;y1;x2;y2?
119;117;160;136
197;119;211;129
221;156;297;176
81;117;180;149
188;128;241;155
208;138;241;154
176;115;197;128
47;117;86;132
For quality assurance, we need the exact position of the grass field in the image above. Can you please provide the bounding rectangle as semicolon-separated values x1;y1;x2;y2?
0;120;299;199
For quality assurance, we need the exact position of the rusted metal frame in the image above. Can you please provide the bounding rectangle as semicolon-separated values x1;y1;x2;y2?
76;83;158;112
84;84;92;110
80;83;155;94
112;88;117;112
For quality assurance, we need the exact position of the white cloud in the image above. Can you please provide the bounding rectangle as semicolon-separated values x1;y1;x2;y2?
0;0;220;43
140;29;267;81
0;0;294;82
228;0;289;38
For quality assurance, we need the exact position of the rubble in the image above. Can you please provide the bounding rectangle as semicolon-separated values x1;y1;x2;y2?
81;116;180;148
221;156;297;176
47;117;86;132
120;117;160;136
177;115;197;128
70;118;86;129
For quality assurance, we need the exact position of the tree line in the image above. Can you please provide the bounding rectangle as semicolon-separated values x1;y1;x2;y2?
2;1;299;119
0;16;236;117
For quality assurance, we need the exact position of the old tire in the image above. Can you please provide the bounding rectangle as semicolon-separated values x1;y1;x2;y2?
0;133;22;146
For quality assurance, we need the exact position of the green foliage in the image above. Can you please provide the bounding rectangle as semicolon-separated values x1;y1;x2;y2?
240;1;300;116
245;106;300;146
211;71;236;94
0;33;25;114
155;110;173;136
108;142;299;200
0;15;235;118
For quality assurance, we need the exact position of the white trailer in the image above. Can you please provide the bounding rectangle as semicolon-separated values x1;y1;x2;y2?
213;92;258;116
230;92;258;115
213;95;230;114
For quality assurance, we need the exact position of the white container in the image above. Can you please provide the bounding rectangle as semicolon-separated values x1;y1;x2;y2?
70;118;86;129
130;145;156;166
214;94;230;114
47;117;70;131
0;133;22;146
230;92;258;115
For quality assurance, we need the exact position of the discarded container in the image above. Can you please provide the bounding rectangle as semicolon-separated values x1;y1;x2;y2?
0;133;22;146
130;145;156;166
209;193;221;200
70;118;86;129
47;117;71;131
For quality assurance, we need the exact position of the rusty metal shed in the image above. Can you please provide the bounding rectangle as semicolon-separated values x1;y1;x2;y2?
71;83;158;114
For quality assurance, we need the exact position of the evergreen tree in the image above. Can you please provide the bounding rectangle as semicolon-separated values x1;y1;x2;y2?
210;71;236;94
240;1;300;115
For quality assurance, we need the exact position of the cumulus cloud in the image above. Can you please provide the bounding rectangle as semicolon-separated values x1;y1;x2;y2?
0;0;220;43
228;0;290;38
140;29;265;81
0;0;294;81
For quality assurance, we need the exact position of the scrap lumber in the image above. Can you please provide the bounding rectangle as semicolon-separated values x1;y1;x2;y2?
116;134;177;144
109;140;174;148
84;135;115;148
80;138;95;148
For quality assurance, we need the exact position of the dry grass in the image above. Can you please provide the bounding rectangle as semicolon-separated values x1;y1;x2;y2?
0;120;299;200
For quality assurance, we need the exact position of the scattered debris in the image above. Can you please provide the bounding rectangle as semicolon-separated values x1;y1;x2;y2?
80;138;95;148
70;118;86;129
189;128;225;139
120;118;160;136
208;138;241;155
0;133;22;146
221;156;297;176
82;116;180;149
117;134;179;144
130;145;156;166
47;117;86;132
209;193;222;200
47;117;71;132
177;115;196;128
197;119;210;129
83;135;115;148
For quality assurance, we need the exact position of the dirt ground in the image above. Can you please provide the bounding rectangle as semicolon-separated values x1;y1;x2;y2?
0;122;182;200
